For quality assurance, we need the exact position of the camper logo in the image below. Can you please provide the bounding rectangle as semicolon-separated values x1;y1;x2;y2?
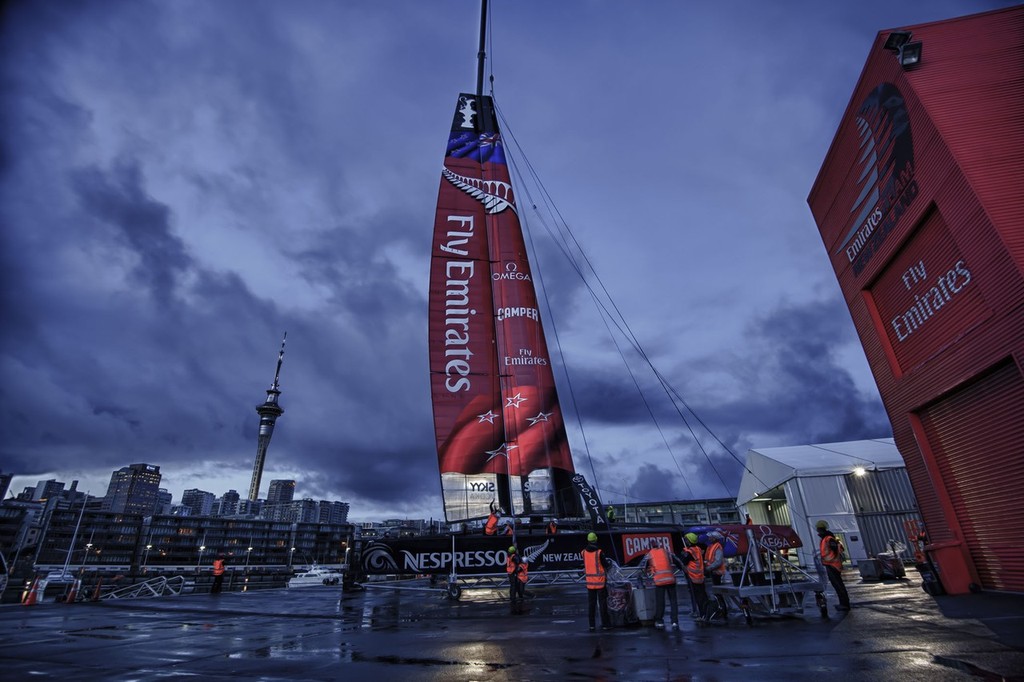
835;82;919;276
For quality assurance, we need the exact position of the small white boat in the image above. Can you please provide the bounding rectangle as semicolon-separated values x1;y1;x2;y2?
287;563;344;588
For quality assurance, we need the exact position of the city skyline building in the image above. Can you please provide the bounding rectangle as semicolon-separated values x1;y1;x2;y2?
101;463;161;515
248;333;287;502
181;488;215;517
267;479;296;506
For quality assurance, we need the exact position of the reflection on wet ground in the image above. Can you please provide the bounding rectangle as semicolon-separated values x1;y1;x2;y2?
1;574;1022;680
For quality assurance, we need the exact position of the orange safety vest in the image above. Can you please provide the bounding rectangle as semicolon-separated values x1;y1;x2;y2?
648;547;676;586
683;546;704;584
583;548;606;589
506;555;528;583
484;513;499;535
819;535;844;570
212;559;225;576
547;522;557;535
704;542;726;576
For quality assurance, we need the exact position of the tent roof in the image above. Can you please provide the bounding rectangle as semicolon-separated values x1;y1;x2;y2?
736;438;903;505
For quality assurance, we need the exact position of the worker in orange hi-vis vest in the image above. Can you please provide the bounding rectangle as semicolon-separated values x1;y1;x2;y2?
484;501;502;535
211;555;226;595
582;532;613;632
506;546;528;613
680;532;708;620
703;531;729;621
816;520;850;611
639;545;686;629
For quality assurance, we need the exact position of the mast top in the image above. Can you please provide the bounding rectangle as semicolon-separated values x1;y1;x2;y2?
475;0;488;98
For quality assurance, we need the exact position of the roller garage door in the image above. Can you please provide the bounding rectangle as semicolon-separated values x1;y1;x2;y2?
917;359;1024;592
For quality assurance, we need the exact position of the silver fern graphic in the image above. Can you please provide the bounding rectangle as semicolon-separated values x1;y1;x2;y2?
521;539;551;564
443;168;518;215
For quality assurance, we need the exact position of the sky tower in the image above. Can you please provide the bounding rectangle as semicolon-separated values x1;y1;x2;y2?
249;333;286;502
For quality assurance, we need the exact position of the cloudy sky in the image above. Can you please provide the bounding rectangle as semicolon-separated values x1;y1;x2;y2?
1;0;1013;521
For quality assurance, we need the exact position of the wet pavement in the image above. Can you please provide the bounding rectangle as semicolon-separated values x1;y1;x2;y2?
1;571;1023;681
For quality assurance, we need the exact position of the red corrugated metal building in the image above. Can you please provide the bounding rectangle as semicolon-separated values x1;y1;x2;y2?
808;6;1024;595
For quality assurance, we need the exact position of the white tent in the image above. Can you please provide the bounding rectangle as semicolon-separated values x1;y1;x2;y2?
736;438;905;567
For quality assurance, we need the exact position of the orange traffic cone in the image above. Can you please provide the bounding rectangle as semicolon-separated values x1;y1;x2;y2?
64;579;80;604
23;577;40;606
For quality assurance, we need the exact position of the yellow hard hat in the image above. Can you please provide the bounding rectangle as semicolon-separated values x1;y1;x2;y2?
816;520;829;530
587;532;598;543
684;532;699;544
508;546;517;553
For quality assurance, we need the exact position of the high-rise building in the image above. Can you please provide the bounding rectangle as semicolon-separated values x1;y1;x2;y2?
154;488;173;515
249;334;287;501
317;501;350;525
181;488;215;517
218;489;241;517
102;464;162;514
267;480;296;505
31;479;65;502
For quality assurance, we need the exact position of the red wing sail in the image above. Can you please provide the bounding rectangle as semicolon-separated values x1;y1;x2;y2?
429;94;578;522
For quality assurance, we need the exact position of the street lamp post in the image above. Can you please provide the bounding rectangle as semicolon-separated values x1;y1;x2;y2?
197;544;206;570
245;546;253;569
143;544;152;571
289;547;296;568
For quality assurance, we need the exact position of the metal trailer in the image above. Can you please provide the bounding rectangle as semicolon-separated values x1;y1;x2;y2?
706;527;829;625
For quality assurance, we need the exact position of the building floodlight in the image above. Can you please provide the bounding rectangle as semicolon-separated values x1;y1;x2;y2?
899;41;923;68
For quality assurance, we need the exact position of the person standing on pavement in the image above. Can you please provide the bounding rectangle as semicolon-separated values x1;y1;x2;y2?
816;520;850;611
680;532;708;620
639;544;685;629
583;532;613;631
704;531;728;620
211;554;226;594
506;545;528;613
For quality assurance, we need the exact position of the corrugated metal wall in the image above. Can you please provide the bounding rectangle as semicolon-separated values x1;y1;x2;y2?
807;6;1024;593
846;468;921;559
917;360;1024;592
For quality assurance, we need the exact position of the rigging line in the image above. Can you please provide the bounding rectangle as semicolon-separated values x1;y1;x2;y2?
494;105;731;498
494;106;757;499
506;143;602;497
489;111;604;509
494;111;716;498
500;154;695;498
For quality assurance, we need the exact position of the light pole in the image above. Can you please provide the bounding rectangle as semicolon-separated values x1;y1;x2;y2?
245;546;253;569
197;544;206;570
143;544;152;571
289;546;296;568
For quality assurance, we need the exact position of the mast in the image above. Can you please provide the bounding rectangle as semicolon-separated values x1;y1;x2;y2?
248;333;286;502
475;0;488;99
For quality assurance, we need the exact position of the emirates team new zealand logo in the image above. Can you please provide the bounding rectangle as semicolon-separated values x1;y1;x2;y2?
835;82;918;276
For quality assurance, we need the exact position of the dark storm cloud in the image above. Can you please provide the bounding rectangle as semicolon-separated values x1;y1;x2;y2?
73;159;192;306
4;0;1005;519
